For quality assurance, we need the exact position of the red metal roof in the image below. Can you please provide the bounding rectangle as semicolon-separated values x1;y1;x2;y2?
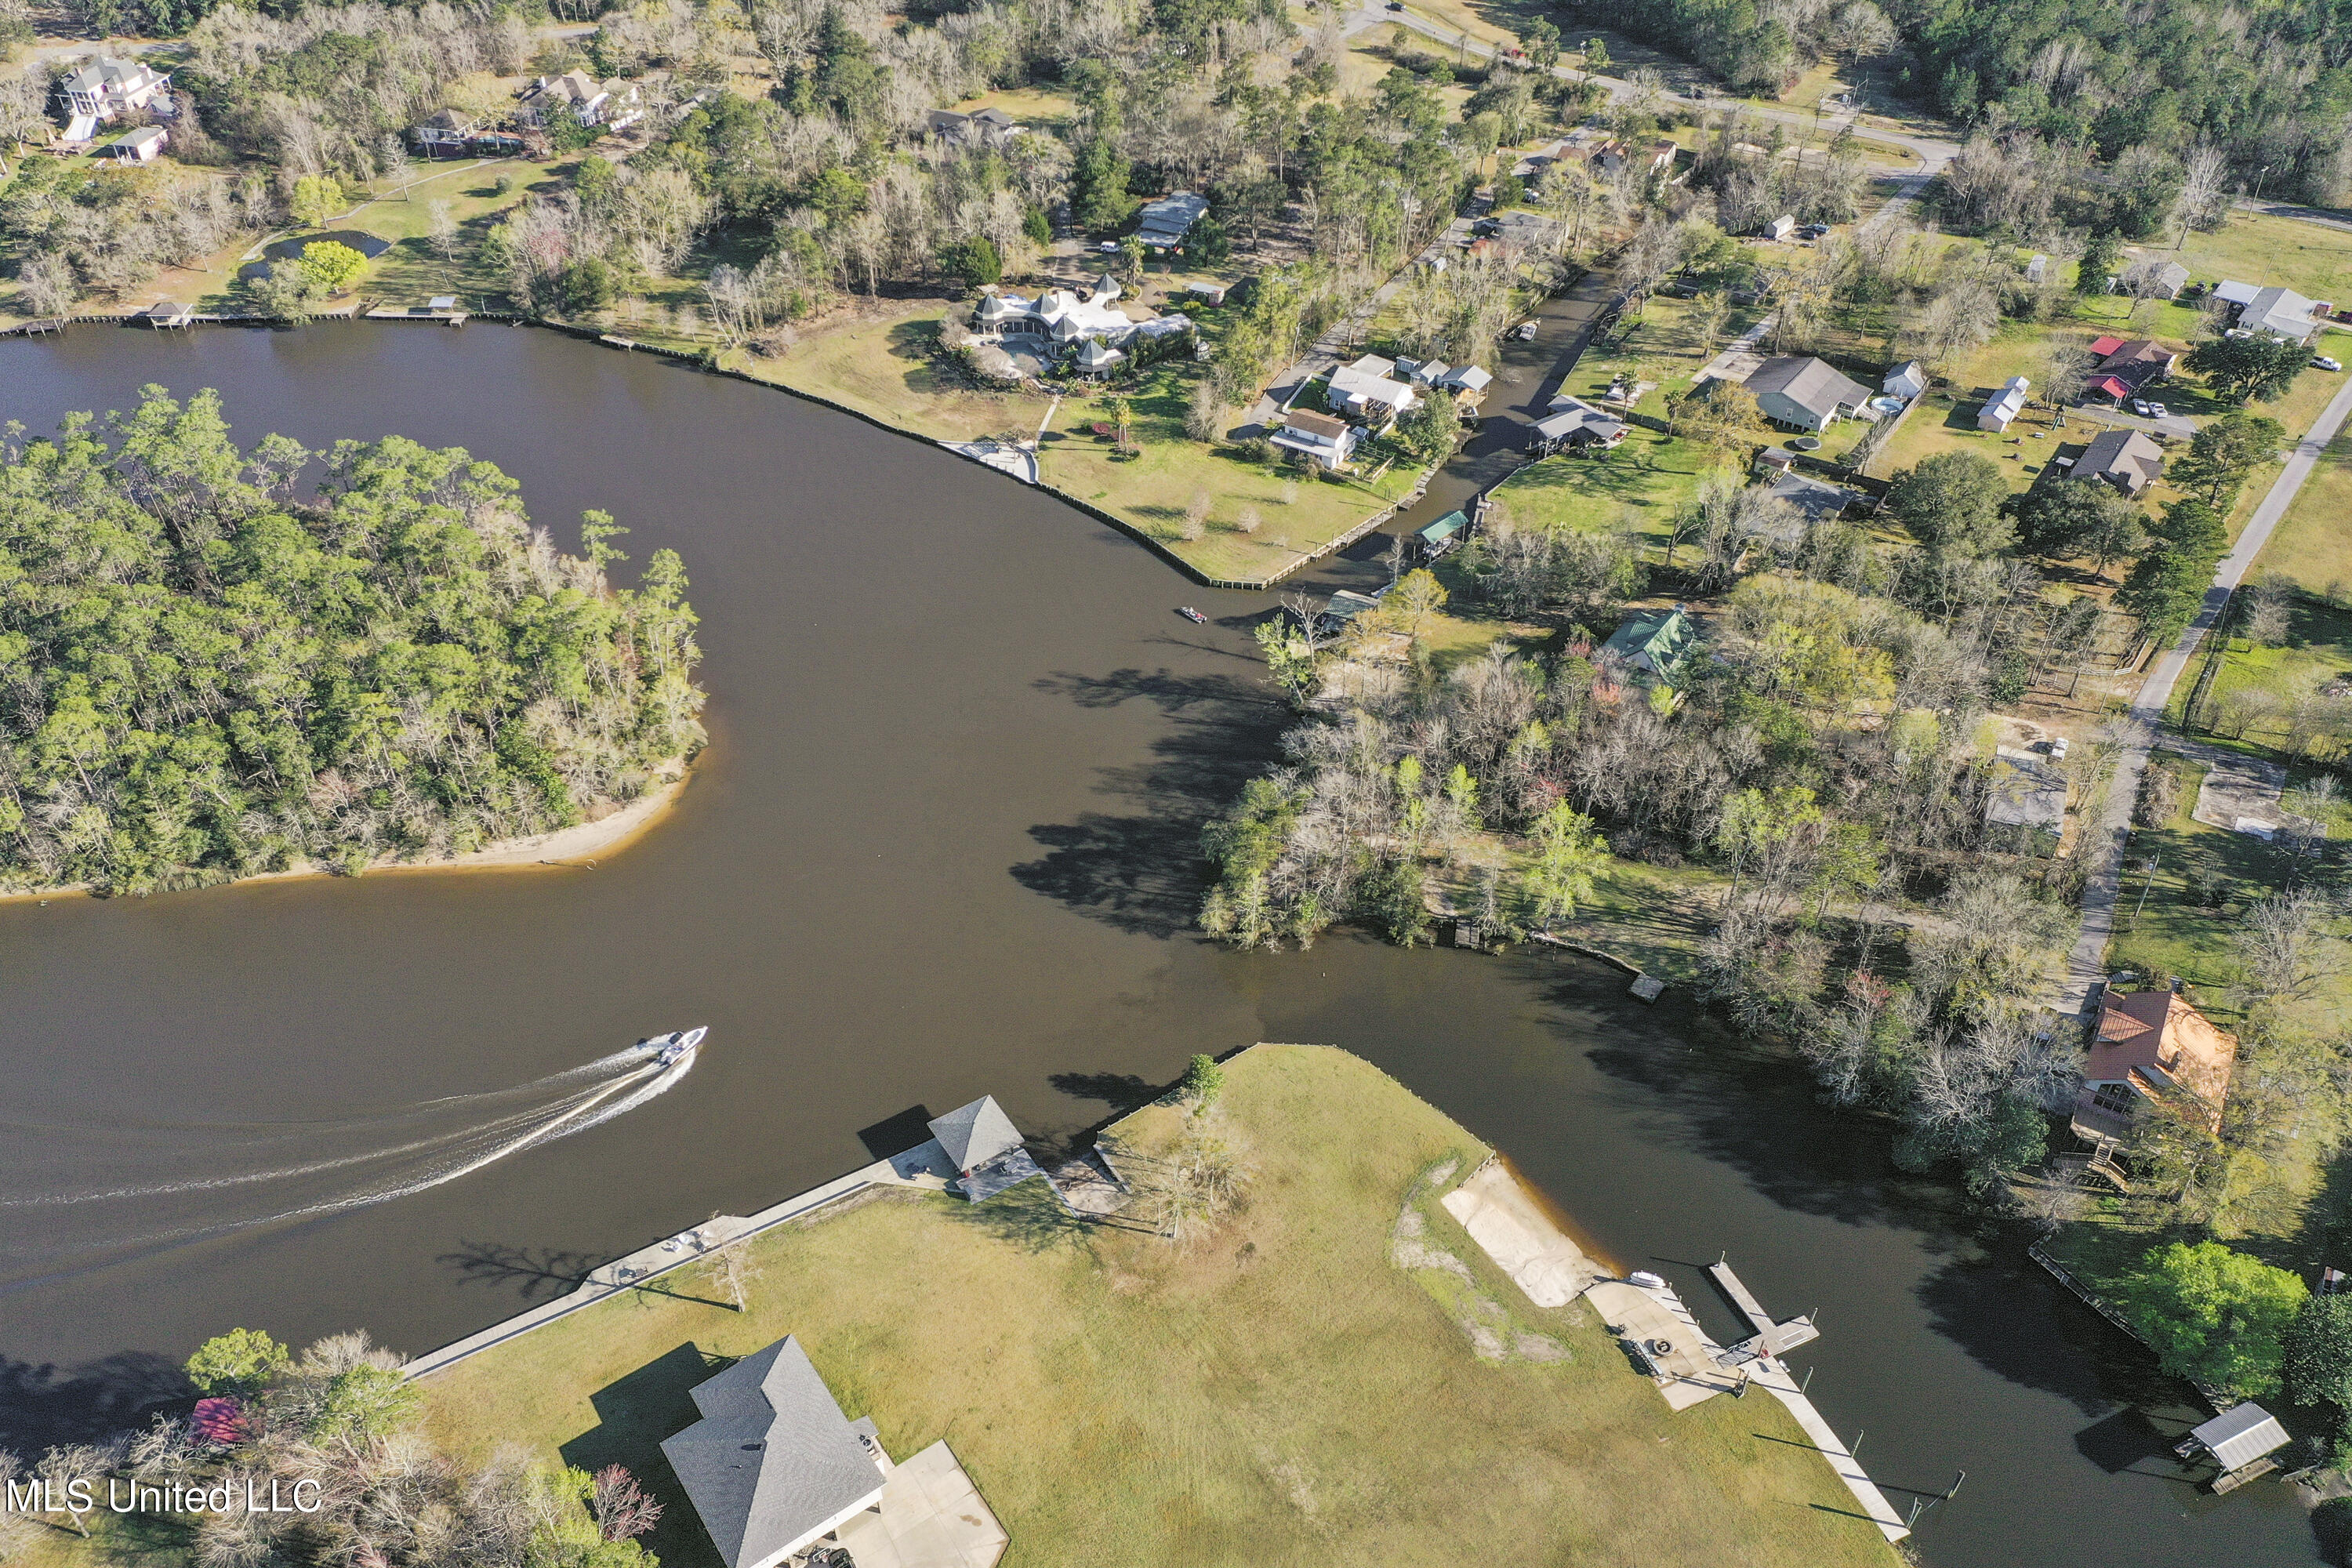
2089;336;2125;357
2092;376;2132;401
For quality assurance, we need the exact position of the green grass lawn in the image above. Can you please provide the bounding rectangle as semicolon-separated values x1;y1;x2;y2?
1487;434;1717;561
2184;599;2352;757
2255;427;2352;599
1553;855;1730;982
741;303;1420;583
412;1045;1898;1568
1572;292;1764;418
2155;209;2352;310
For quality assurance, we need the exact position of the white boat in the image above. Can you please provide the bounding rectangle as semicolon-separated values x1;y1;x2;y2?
644;1025;708;1067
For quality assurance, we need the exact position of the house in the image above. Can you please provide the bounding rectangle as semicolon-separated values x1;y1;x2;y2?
1976;375;2031;432
2073;982;2238;1140
2234;284;2327;343
517;71;640;129
2124;258;2190;299
1763;214;1795;241
1072;337;1124;376
925;106;1022;147
412;107;488;157
1646;138;1679;174
1414;509;1468;563
1528;396;1626;455
1327;354;1419;424
660;1337;891;1568
2075;427;2165;496
2088;338;2178;401
927;1094;1044;1202
1766;470;1857;526
104;125;167;164
1135;191;1209;250
2214;279;2262;308
1882;361;1929;401
1984;746;2067;857
1271;408;1359;470
1598;605;1698;685
54;56;171;140
1744;355;1873;432
969;274;1185;368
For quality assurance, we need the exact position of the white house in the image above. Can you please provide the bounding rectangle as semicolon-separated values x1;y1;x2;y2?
968;274;1189;374
1272;408;1360;470
55;56;171;141
517;71;641;129
1977;375;2031;432
103;125;167;164
2237;284;2327;343
412;107;488;157
1882;361;1929;401
1327;354;1419;424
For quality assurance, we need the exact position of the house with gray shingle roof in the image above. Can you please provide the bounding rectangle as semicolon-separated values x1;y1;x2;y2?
1743;356;1873;432
661;1338;889;1568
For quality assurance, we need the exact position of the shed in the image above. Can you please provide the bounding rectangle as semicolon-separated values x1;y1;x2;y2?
2181;1404;2290;1474
2025;253;2047;283
1977;376;2031;432
1764;214;1795;241
105;125;167;162
1882;361;1929;401
1985;746;2066;856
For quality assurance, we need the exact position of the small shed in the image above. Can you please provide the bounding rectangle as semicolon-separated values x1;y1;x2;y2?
428;294;459;310
1977;376;2031;432
1986;746;2066;857
2176;1404;2291;1492
1764;214;1795;241
1882;361;1929;401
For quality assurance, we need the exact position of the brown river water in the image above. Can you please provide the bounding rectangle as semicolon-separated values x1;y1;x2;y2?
0;322;2320;1566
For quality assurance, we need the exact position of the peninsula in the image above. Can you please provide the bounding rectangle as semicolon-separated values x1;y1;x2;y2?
0;387;706;898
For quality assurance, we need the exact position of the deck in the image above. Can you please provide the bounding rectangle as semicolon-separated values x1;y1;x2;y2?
1709;1259;1821;1356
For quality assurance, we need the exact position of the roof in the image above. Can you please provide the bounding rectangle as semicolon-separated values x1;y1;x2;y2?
1329;361;1416;410
1534;398;1624;442
926;1095;1025;1174
2100;339;2171;369
2190;1405;2291;1472
2244;285;2322;339
1986;747;2066;833
1766;471;1855;524
659;1338;885;1568
1283;409;1350;441
2215;280;2262;306
60;56;163;94
1136;191;1208;243
2088;335;2125;358
2078;427;2165;488
1599;606;1697;677
1442;365;1493;392
2087;989;2238;1114
118;125;165;147
2090;376;2133;401
1743;356;1872;420
1980;379;2031;424
1883;360;1927;389
1417;510;1467;543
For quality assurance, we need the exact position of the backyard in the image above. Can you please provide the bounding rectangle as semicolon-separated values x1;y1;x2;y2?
412;1045;1899;1568
1487;434;1719;562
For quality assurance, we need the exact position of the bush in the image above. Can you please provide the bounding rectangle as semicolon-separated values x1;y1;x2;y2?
186;1328;291;1397
1179;1052;1225;1108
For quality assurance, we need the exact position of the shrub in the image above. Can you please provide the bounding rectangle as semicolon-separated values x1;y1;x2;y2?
186;1329;291;1398
1179;1052;1225;1108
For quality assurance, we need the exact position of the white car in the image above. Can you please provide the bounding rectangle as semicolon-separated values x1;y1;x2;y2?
2146;402;2168;419
2315;356;2343;372
2130;398;2154;416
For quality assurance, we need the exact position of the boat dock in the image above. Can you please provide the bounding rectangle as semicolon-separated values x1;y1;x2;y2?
1710;1258;1821;1356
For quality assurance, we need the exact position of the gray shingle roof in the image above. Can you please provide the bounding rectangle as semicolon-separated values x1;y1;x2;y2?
660;1338;884;1568
1743;356;1873;421
927;1095;1025;1174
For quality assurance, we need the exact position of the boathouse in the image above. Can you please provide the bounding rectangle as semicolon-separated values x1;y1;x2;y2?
927;1095;1044;1202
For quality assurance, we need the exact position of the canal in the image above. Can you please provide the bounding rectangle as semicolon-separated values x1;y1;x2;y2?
0;322;2318;1566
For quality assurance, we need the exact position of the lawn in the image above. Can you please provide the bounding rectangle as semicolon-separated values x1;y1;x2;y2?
1487;434;1717;561
2253;427;2352;600
1571;292;1766;419
1554;855;1730;983
741;304;1423;584
2181;598;2352;760
2157;209;2352;311
412;1045;1898;1568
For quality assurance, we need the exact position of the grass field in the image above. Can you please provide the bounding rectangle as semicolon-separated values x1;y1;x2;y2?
2185;599;2352;758
411;1046;1896;1568
741;304;1418;583
2256;429;2352;598
1487;434;1718;561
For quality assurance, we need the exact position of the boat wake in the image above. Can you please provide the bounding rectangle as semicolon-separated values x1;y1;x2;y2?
0;1037;699;1282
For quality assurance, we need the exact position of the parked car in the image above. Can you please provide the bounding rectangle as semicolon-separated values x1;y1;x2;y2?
1512;320;1537;340
2130;399;2154;416
1797;223;1830;238
2145;402;2169;419
2315;355;2344;372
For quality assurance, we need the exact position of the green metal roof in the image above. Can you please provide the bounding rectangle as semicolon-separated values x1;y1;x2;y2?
1599;607;1697;677
1417;510;1468;544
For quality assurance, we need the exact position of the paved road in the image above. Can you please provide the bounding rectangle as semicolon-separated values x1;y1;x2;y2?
2055;369;2352;1012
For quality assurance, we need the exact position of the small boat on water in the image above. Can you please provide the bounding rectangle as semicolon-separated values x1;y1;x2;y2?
643;1025;707;1067
1178;606;1207;623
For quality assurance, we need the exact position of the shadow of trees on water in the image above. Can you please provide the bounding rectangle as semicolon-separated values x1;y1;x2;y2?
0;1350;189;1454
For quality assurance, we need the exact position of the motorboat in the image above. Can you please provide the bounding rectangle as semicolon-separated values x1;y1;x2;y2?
644;1025;707;1067
1178;606;1207;624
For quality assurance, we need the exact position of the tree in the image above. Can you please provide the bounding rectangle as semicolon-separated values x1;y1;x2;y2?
376;133;412;195
294;240;368;296
1520;801;1608;926
2117;1240;2307;1399
186;1328;291;1397
1180;1052;1225;1109
2173;411;2285;506
1396;390;1461;463
2076;229;2121;296
2012;481;2144;579
2187;334;2308;405
938;234;1001;289
290;174;344;230
586;1465;663;1543
2234;887;2344;1005
1889;452;2011;558
1520;18;1561;70
1254;618;1319;709
1580;37;1611;83
1390;568;1448;637
2287;1294;2352;1421
1185;215;1232;267
307;1363;420;1440
427;198;460;267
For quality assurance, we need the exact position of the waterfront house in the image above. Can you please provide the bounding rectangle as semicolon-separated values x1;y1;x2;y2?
927;1095;1044;1202
2072;982;2238;1141
1135;191;1209;250
412;107;488;158
662;1337;890;1568
1882;361;1929;401
105;125;167;164
1984;746;2066;857
1598;605;1698;686
1528;396;1626;455
2074;427;2165;496
1271;408;1359;470
1977;376;2031;432
54;56;170;141
1327;354;1419;425
517;71;641;130
1744;355;1872;432
969;273;1188;373
925;106;1022;147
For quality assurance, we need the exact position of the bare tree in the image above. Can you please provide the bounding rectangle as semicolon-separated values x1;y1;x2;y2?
588;1464;663;1542
2176;144;2230;245
427;198;459;267
2233;887;2343;1004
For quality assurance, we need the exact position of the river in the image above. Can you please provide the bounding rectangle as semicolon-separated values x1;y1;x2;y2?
0;322;2318;1566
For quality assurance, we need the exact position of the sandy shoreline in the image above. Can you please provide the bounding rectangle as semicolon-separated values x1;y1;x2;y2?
0;769;691;906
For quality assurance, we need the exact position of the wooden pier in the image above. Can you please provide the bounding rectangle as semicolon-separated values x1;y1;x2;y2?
1710;1258;1820;1356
